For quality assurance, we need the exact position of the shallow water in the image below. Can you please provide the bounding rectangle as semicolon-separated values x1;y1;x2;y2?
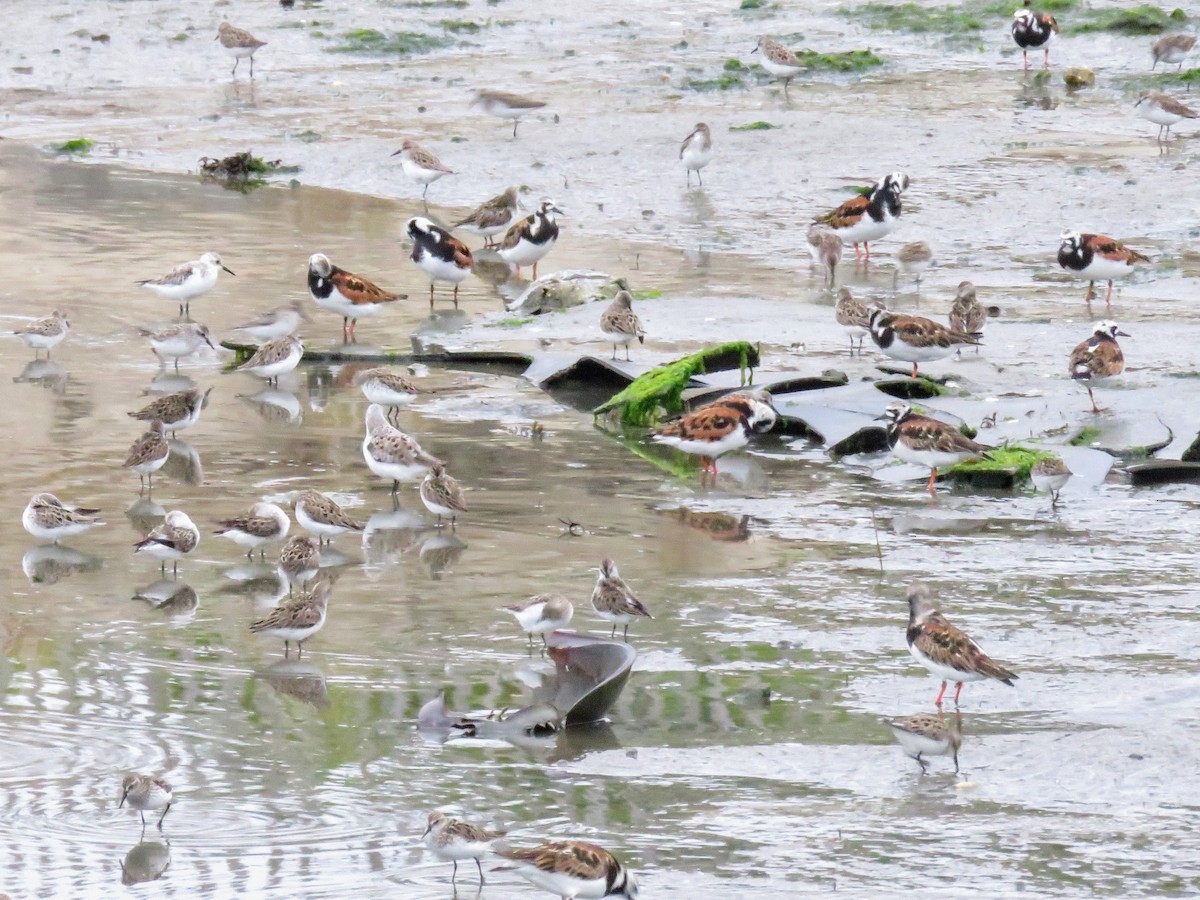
2;1;1200;897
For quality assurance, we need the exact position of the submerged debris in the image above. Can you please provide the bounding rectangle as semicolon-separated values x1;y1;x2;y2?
53;138;95;155
199;152;300;192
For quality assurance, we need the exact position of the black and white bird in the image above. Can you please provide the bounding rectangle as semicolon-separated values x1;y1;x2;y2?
405;217;473;309
813;172;907;260
1011;1;1059;70
497;199;562;280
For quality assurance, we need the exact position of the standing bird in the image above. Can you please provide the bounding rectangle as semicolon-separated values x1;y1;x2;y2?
233;299;309;343
138;323;216;370
813;172;907;261
1134;91;1198;142
13;309;70;358
119;775;173;830
1152;33;1196;71
128;387;211;436
278;534;320;594
599;290;646;361
124;421;170;493
503;594;574;648
307;253;404;341
679;122;713;186
591;558;652;641
406;217;473;309
1031;455;1072;505
235;334;303;386
834;287;874;356
353;367;421;421
884;713;962;775
292;489;363;545
948;280;986;353
137;252;234;317
214;501;291;559
1011;1;1059;71
363;404;440;494
881;401;993;496
453;186;520;248
1057;231;1150;309
894;240;933;287
420;463;467;528
651;391;775;475
22;492;104;544
472;90;547;137
751;36;807;98
134;510;200;576
497;198;562;280
391;139;455;202
815;229;844;288
250;579;331;657
423;811;507;885
905;581;1016;707
1069;321;1128;413
868;307;979;378
496;840;639;900
216;23;267;77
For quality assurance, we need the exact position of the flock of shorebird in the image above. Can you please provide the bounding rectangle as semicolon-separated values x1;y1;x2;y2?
11;6;1197;897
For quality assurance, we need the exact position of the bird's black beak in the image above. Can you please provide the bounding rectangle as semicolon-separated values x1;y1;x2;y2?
1117;330;1131;337
751;45;759;53
390;148;402;157
421;824;431;838
222;265;236;276
119;789;129;809
203;335;215;350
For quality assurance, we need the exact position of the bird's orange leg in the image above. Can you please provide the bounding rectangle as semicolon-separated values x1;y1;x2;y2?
934;681;948;706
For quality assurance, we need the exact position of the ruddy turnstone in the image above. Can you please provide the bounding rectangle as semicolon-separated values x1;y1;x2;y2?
1030;454;1072;504
134;510;200;576
137;252;234;316
406;217;473;309
420;463;466;527
884;712;962;774
472;90;547;137
214;501;291;559
497;198;562;280
496;840;638;900
881;401;993;496
591;558;652;641
814;172;907;260
391;139;455;201
138;323;215;370
307;253;405;341
22;492;103;543
599;290;646;361
119;775;173;829
423;812;507;885
453;186;520;248
363;404;440;493
948;280;986;352
1135;91;1198;141
905;581;1017;706
235;334;303;385
652;390;775;474
834;287;875;356
503;593;574;647
752;36;806;97
124;421;170;492
353;367;420;421
1069;320;1128;413
278;534;320;593
217;23;267;76
894;240;933;287
679;122;713;186
13;310;69;358
1011;1;1058;70
128;387;212;436
1057;231;1150;309
292;490;363;545
250;578;331;657
868;308;979;378
234;299;309;343
1152;33;1196;71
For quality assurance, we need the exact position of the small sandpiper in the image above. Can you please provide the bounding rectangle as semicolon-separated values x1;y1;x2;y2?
292;490;363;545
1030;455;1072;505
307;253;405;341
124;421;170;492
353;367;420;421
233;299;309;343
134;510;200;576
391;139;455;202
1134;91;1197;142
250;578;331;657
423;812;507;885
138;323;216;370
472;90;547;137
834;287;874;356
948;281;986;352
591;558;652;641
363;404;441;493
1152;33;1197;71
453;187;520;248
13;310;70;358
22;492;104;544
884;712;962;774
1069;321;1128;413
497;198;562;280
679;122;713;186
128;387;212;436
119;775;173;830
216;22;267;77
895;240;933;287
214;501;291;559
503;594;574;648
420;463;467;527
137;252;234;317
235;334;303;386
1057;231;1150;309
599;290;646;361
752;36;807;97
278;534;320;593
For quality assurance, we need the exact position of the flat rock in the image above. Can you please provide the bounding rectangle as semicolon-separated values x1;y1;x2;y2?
1127;460;1200;487
505;270;626;315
